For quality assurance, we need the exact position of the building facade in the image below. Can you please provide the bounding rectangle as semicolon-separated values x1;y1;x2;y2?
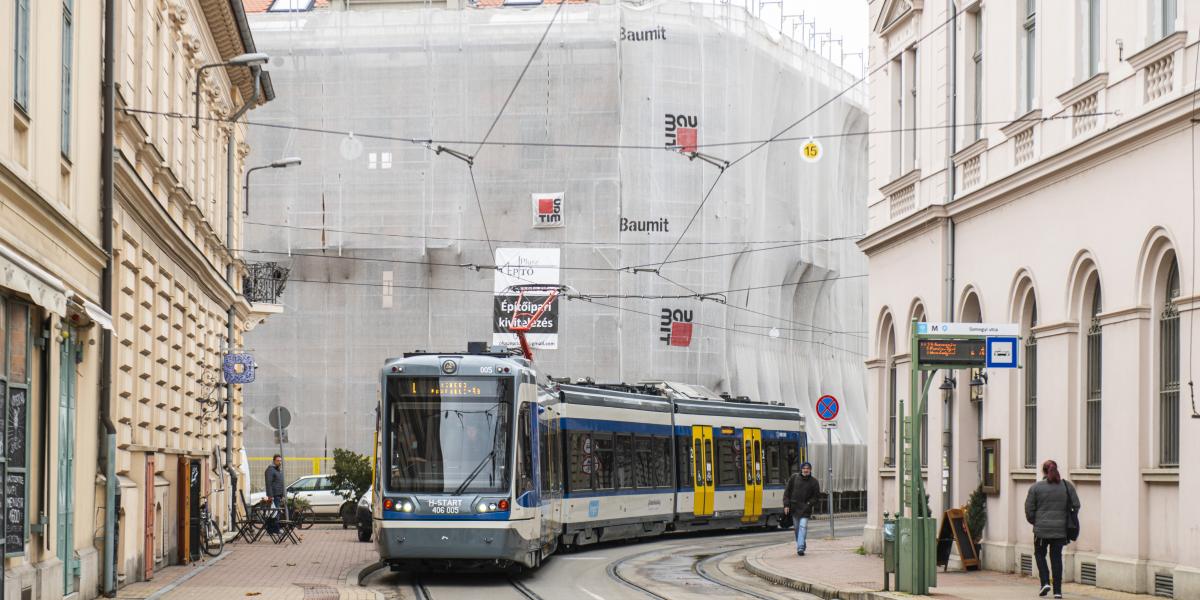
863;0;1199;597
239;0;871;500
3;1;276;597
0;0;108;598
106;0;277;591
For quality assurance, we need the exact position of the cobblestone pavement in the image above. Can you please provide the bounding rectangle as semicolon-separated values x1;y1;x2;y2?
749;536;1165;600
116;525;382;600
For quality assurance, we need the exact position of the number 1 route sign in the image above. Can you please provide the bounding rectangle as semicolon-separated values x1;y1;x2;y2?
816;394;839;421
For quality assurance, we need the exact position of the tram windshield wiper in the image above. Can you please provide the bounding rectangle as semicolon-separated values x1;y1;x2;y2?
451;450;495;496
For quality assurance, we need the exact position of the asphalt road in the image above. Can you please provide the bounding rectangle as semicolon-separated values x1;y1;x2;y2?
365;517;867;600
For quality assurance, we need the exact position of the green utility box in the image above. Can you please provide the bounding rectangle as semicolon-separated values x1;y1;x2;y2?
898;516;937;593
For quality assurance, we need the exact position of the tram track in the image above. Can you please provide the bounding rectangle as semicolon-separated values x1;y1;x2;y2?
606;529;792;599
408;573;545;600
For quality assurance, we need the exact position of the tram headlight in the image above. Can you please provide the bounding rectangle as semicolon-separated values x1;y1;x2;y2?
477;502;489;513
401;501;414;512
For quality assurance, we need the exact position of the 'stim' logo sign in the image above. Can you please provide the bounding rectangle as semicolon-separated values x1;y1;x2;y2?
659;308;694;347
531;192;564;228
665;114;698;153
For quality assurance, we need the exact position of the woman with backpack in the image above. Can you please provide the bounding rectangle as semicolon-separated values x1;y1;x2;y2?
1024;459;1081;598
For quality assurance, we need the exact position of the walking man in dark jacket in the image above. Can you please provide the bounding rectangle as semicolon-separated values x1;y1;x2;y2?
265;454;285;534
783;461;821;556
1025;459;1080;599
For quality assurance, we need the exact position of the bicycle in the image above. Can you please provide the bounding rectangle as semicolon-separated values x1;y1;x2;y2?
284;495;316;530
199;491;225;557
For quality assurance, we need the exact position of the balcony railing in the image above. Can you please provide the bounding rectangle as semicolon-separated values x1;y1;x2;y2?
243;261;290;304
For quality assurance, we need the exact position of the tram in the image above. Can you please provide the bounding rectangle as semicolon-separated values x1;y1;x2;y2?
370;345;806;571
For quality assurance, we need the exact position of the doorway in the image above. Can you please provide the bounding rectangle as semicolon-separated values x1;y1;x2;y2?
56;327;78;594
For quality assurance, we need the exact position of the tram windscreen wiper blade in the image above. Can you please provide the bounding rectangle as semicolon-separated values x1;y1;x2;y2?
451;450;495;496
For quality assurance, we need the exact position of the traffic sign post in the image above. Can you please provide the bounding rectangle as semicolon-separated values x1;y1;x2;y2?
900;321;1020;594
816;394;839;540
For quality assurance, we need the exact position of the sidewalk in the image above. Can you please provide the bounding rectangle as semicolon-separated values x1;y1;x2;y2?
115;526;381;600
743;536;1162;600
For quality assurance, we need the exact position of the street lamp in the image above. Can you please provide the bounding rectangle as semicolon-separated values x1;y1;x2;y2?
194;53;270;130
939;376;957;391
970;371;989;388
244;157;302;215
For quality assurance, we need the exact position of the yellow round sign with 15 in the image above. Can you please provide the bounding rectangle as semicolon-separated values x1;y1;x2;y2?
801;138;822;163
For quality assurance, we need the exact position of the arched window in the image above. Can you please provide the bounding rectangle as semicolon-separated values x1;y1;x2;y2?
1085;281;1102;468
887;358;898;467
1159;259;1180;467
885;321;898;467
1023;295;1039;468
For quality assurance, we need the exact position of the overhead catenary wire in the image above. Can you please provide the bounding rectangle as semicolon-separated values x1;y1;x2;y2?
655;1;977;267
245;219;864;247
281;276;859;346
118;106;1117;153
236;234;863;274
473;0;567;158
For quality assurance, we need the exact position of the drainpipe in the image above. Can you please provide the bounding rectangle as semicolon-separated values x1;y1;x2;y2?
225;69;262;531
100;0;118;594
946;0;957;322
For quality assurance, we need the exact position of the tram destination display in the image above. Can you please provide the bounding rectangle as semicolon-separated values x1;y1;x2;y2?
917;338;986;368
394;378;502;398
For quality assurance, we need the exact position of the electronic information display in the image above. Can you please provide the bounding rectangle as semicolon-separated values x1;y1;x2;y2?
917;338;986;368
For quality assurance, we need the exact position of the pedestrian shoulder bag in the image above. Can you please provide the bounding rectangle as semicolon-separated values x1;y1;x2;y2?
1064;481;1080;542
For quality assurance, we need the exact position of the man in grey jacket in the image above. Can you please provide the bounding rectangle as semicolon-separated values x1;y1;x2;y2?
1024;459;1080;599
265;454;285;533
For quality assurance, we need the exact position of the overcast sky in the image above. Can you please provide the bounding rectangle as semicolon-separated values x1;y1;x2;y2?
755;0;868;74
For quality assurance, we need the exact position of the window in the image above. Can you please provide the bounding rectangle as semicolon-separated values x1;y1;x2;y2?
654;437;671;488
614;434;633;489
765;441;782;485
568;431;592;492
1023;0;1037;112
14;0;30;111
634;436;653;488
539;419;551;495
1084;0;1101;78
517;403;533;494
1085;282;1102;468
971;9;984;140
1024;298;1039;468
886;359;897;466
891;57;903;177
715;437;744;487
594;434;613;490
1155;0;1177;39
61;0;75;156
676;436;692;488
1159;260;1180;467
904;49;918;172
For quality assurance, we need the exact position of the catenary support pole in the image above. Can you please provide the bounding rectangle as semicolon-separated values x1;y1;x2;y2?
827;432;834;539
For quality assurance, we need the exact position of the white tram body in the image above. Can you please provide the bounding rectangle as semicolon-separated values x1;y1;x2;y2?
373;348;807;571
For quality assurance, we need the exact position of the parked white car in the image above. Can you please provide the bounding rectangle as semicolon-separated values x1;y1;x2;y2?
250;475;350;516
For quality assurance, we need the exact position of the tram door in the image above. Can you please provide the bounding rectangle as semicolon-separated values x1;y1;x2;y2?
742;428;763;522
691;426;714;516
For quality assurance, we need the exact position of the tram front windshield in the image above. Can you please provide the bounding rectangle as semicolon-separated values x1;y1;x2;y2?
386;376;512;494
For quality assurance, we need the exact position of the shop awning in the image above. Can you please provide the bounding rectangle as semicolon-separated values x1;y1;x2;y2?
0;240;68;317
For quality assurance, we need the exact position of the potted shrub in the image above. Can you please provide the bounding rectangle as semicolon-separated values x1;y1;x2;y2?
329;448;373;529
966;484;987;556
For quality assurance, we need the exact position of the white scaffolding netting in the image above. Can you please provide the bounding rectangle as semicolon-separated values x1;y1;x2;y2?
242;0;869;492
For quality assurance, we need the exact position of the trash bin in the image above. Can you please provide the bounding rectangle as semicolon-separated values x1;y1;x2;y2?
883;512;898;591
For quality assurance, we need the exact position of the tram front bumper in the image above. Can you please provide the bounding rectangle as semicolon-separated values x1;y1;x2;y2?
375;521;532;565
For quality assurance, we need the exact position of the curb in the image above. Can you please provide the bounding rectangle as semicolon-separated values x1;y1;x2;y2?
741;553;901;600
